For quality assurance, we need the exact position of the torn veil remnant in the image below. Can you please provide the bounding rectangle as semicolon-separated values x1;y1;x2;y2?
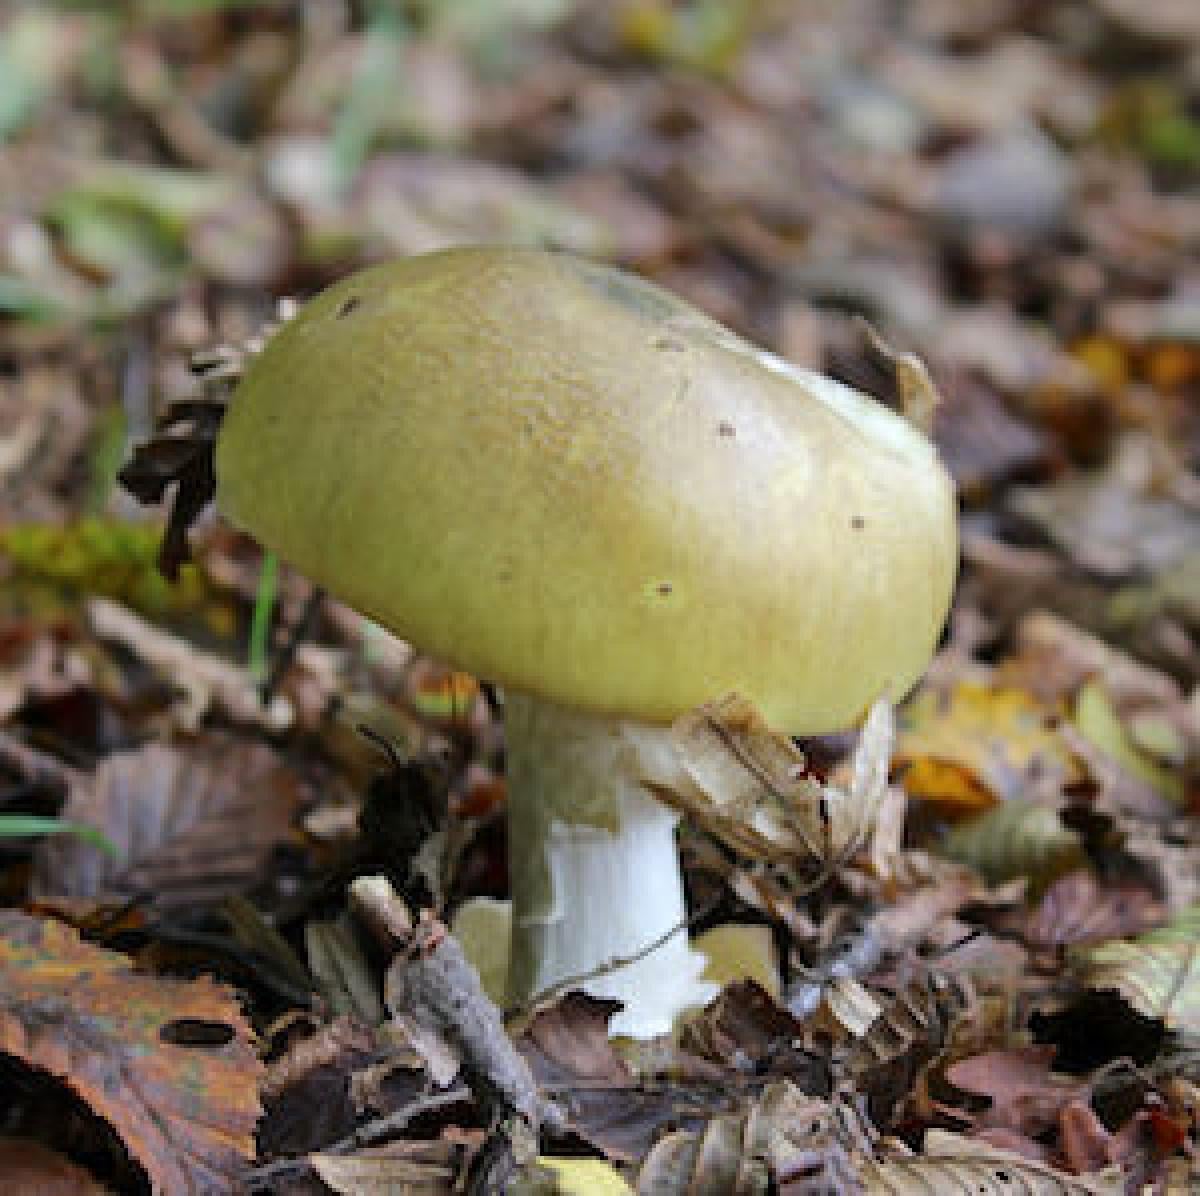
125;247;958;1037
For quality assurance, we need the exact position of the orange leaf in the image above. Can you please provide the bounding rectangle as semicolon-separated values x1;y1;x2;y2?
0;912;262;1194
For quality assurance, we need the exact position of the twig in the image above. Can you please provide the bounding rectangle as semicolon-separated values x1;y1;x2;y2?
513;895;721;1020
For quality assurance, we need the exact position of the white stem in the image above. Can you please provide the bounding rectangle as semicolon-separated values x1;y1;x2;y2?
505;692;716;1038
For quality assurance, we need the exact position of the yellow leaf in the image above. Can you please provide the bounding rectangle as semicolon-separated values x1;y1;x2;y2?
538;1157;633;1194
695;923;780;998
896;684;1079;815
1073;681;1183;803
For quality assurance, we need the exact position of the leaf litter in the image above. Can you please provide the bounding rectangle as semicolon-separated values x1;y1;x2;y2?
1;0;1200;1191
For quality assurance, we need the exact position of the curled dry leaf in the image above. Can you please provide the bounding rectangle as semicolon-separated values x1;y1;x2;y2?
1074;904;1200;1034
32;733;304;908
636;1083;861;1196
644;694;894;875
841;971;974;1126
862;1129;1123;1194
0;911;262;1195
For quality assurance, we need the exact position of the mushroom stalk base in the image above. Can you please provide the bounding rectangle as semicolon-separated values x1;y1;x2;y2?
505;693;716;1038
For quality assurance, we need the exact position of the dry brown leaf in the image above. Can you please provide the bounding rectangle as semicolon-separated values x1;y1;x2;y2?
841;971;974;1125
520;991;728;1163
0;911;261;1194
31;733;304;908
636;1083;861;1196
1025;869;1162;949
683;979;819;1084
647;694;893;874
862;1129;1123;1194
309;1141;456;1195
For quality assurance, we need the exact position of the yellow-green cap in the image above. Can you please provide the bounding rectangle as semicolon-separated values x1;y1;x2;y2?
216;247;957;732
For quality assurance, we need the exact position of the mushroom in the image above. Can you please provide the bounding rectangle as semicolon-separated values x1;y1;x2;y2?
214;247;958;1037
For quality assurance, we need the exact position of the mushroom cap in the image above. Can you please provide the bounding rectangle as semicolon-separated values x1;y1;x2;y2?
216;247;957;732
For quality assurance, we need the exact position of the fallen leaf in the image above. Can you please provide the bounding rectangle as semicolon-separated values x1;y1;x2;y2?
941;798;1083;891
863;1129;1123;1194
0;911;261;1194
946;1047;1086;1139
647;694;893;876
636;1083;859;1196
1073;681;1183;803
31;734;304;908
535;1156;633;1194
309;1141;456;1195
842;971;974;1125
897;683;1079;814
1025;869;1162;949
1075;904;1200;1033
694;923;781;998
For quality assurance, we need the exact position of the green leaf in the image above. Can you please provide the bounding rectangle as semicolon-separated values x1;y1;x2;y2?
1076;904;1200;1032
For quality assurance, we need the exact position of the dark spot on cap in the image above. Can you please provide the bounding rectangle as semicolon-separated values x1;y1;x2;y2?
656;582;673;597
851;516;865;530
336;295;361;318
718;421;735;438
653;335;686;352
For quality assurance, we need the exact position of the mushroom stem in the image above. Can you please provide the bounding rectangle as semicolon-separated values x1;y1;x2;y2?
505;692;717;1038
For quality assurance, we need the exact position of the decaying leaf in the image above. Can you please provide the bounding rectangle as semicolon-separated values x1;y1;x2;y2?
862;1129;1123;1194
636;1083;861;1195
896;683;1080;814
32;733;304;908
644;694;894;875
1075;904;1200;1033
0;911;262;1194
940;798;1084;891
